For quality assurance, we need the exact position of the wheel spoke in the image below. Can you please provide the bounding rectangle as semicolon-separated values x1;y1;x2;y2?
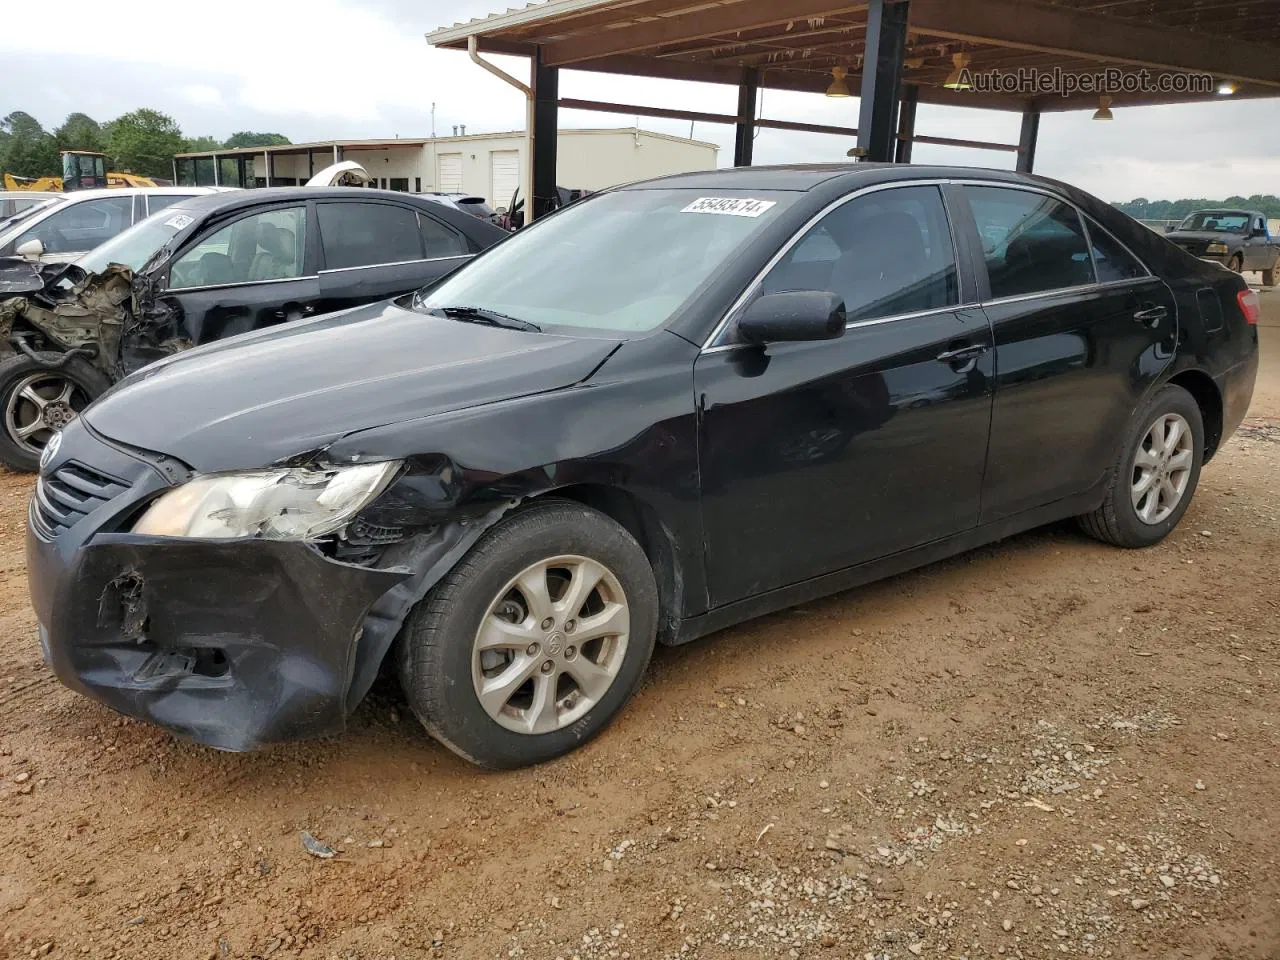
1161;476;1181;507
15;420;45;440
54;380;75;405
1163;417;1184;456
1132;469;1159;500
1133;446;1161;470
1166;449;1192;473
476;613;540;651
524;673;561;734
573;601;628;643
477;654;540;719
515;566;555;623
556;559;604;619
1136;488;1159;523
563;655;615;704
19;385;47;412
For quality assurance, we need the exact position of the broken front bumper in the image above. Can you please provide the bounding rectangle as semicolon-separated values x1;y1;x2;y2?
25;421;407;750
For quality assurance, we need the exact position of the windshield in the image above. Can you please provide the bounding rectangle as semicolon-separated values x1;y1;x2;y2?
1178;211;1250;233
413;189;796;334
77;209;194;274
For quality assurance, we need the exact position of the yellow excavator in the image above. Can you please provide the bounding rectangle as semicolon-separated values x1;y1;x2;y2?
2;151;159;192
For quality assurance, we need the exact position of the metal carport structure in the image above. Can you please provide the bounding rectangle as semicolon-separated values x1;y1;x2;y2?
428;0;1280;221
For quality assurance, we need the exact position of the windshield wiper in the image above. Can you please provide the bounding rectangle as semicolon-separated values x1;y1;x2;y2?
431;305;541;332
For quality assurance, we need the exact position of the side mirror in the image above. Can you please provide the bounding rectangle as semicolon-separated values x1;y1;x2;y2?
15;238;43;260
738;291;846;344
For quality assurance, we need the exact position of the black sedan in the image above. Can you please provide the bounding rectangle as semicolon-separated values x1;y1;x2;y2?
28;165;1258;768
0;187;508;471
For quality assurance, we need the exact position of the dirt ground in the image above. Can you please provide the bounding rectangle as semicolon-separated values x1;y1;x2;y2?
2;286;1279;960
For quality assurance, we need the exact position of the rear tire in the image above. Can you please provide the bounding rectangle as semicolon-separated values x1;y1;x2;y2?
398;500;658;769
1077;384;1203;548
1262;255;1278;288
0;352;110;472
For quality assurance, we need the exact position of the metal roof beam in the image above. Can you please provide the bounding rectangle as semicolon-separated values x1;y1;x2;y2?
541;1;870;66
909;0;1280;87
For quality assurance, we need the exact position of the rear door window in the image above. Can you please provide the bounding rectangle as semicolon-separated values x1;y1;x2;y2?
317;201;423;269
418;211;468;258
1086;220;1148;283
169;206;306;289
965;186;1096;298
146;194;199;216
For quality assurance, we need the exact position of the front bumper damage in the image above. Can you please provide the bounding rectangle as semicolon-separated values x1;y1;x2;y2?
27;421;501;750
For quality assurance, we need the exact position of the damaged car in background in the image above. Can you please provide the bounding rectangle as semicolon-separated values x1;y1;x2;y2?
0;187;508;470
28;165;1257;769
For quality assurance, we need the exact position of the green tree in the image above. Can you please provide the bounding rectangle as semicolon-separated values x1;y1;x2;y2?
223;131;291;148
105;108;184;179
182;135;222;153
1;111;59;178
54;112;104;153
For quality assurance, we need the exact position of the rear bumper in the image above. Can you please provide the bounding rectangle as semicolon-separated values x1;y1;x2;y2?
28;525;404;750
1215;344;1259;450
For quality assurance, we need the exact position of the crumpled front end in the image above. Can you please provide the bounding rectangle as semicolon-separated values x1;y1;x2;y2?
25;420;416;750
32;534;406;750
0;262;190;376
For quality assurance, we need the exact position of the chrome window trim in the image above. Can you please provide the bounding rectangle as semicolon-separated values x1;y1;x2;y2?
162;275;318;295
699;177;1170;355
318;254;470;275
701;178;962;351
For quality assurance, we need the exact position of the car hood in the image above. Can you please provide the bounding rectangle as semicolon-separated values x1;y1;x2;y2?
84;298;619;473
1166;230;1242;243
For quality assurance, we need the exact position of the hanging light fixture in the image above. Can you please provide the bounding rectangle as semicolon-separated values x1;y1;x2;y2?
943;52;972;90
826;66;852;97
1092;95;1114;121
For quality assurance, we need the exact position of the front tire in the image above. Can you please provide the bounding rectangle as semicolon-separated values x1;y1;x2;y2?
1262;255;1278;288
1227;254;1244;273
1077;384;1203;548
398;500;658;769
0;352;110;472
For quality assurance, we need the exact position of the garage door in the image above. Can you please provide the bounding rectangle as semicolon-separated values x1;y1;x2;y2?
437;154;462;194
489;150;520;210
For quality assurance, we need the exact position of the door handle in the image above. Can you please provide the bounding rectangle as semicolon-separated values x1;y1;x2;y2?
936;343;989;364
1133;306;1168;327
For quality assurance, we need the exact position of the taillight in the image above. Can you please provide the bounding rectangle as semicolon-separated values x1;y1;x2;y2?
1237;289;1260;325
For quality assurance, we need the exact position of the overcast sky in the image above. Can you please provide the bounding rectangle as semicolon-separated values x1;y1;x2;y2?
3;0;1277;202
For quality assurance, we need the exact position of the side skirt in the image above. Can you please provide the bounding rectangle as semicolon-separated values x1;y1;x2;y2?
669;482;1107;646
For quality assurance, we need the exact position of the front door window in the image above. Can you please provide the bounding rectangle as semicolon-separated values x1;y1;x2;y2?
169;207;306;289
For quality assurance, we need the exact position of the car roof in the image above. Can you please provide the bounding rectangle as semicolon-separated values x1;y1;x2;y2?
619;163;1050;193
167;187;473;215
52;186;224;202
2;191;60;200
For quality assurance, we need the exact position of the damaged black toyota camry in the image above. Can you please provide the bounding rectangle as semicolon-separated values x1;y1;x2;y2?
28;165;1258;769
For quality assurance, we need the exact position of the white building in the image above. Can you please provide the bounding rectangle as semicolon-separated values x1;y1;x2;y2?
174;128;719;209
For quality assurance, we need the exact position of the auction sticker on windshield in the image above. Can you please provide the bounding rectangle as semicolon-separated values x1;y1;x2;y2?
681;197;777;218
163;214;194;230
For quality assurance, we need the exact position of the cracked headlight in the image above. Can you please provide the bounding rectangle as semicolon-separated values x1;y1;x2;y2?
133;461;402;540
1206;241;1229;254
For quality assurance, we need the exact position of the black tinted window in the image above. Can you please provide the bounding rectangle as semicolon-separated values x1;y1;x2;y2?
967;187;1095;298
418;212;468;258
763;185;958;322
318;202;422;270
146;194;197;216
1087;220;1147;282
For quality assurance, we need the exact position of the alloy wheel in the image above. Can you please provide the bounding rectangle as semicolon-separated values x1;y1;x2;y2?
472;555;630;735
1131;412;1193;525
4;373;86;459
